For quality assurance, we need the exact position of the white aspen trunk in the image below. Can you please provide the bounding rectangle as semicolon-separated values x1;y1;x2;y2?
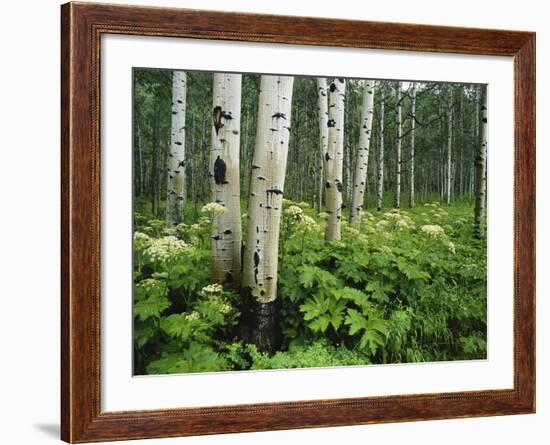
394;82;402;208
459;93;465;196
151;94;161;216
468;162;475;199
474;86;488;237
350;80;375;225
241;75;294;352
136;119;144;196
438;98;444;202
166;71;186;227
377;89;385;211
446;91;453;205
317;78;329;211
210;73;243;287
409;83;416;207
345;143;353;203
325;78;346;241
242;75;294;304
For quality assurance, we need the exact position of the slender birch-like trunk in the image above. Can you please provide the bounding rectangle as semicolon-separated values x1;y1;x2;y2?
166;71;187;226
438;98;444;202
409;83;416;207
459;93;464;196
377;89;385;211
345;140;353;204
135;118;144;197
474;86;488;237
446;91;453;205
394;82;402;208
325;78;346;241
210;73;243;286
200;112;207;204
350;80;375;225
159;137;168;217
242;75;294;352
151;93;161;216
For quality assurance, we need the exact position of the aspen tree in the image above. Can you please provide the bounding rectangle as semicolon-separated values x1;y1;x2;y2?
409;82;416;207
210;73;243;286
446;90;453;205
317;78;328;211
394;82;402;208
350;80;375;225
242;75;294;352
377;88;385;211
325;78;346;241
474;86;488;237
166;71;187;226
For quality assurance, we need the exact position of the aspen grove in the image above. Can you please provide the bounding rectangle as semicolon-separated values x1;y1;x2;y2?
133;69;488;375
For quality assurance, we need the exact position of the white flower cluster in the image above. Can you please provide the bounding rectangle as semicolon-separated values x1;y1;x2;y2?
202;283;223;294
163;227;177;236
134;231;152;250
345;225;369;242
134;231;151;242
145;236;189;263
208;295;232;314
448;241;456;254
136;278;165;295
346;226;360;235
424;201;441;208
376;210;414;230
201;202;228;216
396;219;412;229
383;211;401;220
185;311;201;321
300;215;318;230
420;224;446;237
284;205;304;218
361;211;375;221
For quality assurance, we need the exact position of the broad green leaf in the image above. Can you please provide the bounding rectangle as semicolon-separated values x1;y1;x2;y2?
133;296;170;321
345;308;367;336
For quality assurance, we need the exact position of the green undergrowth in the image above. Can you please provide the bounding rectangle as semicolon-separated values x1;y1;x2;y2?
132;198;487;375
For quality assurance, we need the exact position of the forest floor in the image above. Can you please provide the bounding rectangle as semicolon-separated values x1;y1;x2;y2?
132;196;487;375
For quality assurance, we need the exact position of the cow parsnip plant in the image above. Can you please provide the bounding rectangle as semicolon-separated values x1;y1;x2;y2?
132;198;486;375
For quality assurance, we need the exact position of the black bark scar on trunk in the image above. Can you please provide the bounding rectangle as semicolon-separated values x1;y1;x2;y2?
238;285;281;355
214;156;227;185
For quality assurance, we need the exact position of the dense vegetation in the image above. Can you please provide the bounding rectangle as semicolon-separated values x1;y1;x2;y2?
133;69;487;375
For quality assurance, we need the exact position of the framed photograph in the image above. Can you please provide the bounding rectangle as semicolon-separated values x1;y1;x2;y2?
61;2;535;442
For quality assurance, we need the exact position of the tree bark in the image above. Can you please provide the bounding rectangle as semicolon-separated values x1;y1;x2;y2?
200;111;207;204
210;73;243;287
394;82;402;208
242;75;294;352
166;71;187;227
408;83;416;207
150;93;160;216
325;78;346;241
350;80;375;225
459;92;464;196
377;88;385;211
474;86;488;237
446;90;453;205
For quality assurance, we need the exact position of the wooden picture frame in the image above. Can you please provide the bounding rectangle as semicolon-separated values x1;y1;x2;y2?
61;2;535;442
